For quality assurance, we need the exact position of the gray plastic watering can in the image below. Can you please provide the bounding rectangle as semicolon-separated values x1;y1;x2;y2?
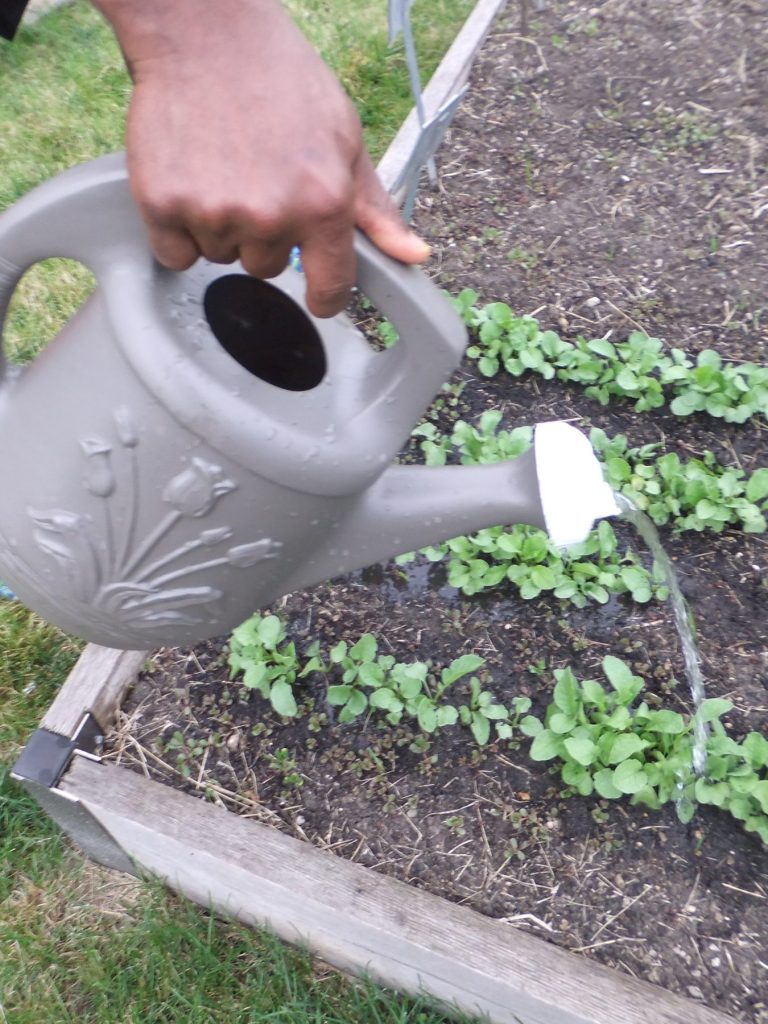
0;154;619;649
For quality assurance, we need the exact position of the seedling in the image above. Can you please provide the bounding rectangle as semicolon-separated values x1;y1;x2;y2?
228;614;300;717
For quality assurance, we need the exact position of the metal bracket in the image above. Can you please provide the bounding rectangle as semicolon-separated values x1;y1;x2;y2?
392;88;467;220
12;711;104;788
12;713;137;876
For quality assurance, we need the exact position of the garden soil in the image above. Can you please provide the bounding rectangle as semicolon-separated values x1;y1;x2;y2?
105;1;768;1020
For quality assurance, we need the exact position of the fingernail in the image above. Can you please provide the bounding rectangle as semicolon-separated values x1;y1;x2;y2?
411;236;431;260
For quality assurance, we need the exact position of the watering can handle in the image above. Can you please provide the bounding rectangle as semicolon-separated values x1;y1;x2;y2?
0;153;151;384
0;154;467;428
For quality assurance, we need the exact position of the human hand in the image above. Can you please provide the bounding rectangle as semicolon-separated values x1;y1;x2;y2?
94;0;430;316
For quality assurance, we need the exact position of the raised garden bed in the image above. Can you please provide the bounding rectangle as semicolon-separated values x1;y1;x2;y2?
15;2;767;1023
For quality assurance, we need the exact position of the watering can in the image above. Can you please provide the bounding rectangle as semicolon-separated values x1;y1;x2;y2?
0;154;619;649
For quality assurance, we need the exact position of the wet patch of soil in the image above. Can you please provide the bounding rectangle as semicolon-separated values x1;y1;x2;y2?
105;2;768;1021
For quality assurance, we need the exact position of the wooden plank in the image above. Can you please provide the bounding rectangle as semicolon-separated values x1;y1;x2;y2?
23;0;72;24
41;645;148;738
377;0;508;193
61;756;737;1024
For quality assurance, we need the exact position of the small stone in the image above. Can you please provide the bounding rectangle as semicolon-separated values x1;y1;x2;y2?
687;986;704;1000
585;296;601;308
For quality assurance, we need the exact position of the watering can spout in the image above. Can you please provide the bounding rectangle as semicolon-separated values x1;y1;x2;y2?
279;421;621;593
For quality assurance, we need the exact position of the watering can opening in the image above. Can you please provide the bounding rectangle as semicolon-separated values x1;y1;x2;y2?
203;273;327;392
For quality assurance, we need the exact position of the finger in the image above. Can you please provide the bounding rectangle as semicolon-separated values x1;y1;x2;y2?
145;221;201;271
239;240;294;280
354;152;431;264
191;227;241;265
299;220;356;318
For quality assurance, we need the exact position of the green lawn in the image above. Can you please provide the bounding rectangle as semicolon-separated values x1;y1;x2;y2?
0;1;475;1020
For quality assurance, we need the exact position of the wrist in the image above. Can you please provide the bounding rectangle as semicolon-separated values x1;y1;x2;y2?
92;0;288;66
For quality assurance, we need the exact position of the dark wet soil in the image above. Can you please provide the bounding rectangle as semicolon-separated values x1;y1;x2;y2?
105;2;768;1021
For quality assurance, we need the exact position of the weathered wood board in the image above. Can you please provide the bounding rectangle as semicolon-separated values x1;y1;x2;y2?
41;645;148;737
59;753;737;1024
377;0;508;195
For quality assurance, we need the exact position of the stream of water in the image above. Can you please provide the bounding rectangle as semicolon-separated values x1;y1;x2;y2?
616;495;709;776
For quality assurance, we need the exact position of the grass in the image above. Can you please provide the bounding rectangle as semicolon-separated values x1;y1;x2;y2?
1;773;467;1024
0;1;475;1020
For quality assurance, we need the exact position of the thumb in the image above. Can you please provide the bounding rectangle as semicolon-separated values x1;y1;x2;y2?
353;151;431;264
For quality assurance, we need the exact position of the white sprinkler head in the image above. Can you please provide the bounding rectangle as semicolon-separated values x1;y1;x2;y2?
534;421;621;548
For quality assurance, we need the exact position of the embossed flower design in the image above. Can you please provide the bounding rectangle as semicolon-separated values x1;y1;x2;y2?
162;458;237;517
81;439;116;498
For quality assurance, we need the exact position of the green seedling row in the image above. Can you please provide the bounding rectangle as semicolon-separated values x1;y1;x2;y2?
451;290;768;424
403;408;768;606
228;617;768;846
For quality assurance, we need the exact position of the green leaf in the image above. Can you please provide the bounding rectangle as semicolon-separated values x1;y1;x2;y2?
300;655;324;677
676;795;696;824
369;688;398;711
398;675;425;700
350;633;377;662
615;367;639;391
530;729;561;761
580;679;607;709
602;656;639;700
417;700;438;734
647;709;686;734
670;393;702;416
520;715;543;737
563;736;598;767
342;689;368;720
243;662;268;694
587;338;617;359
270;680;298;718
746;468;768;503
327;685;353;706
606;734;648;764
482;704;508;721
612;759;648;794
549;712;577;735
605;706;630;731
471;714;491;746
478;356;499;377
442;653;486;686
231;618;260;647
530;565;557;590
696;698;733;723
258;615;283;648
742;732;768;768
553;668;580;717
358;662;384;687
753;780;768;815
329;641;347;664
594;768;622;799
562;761;594;796
694;778;729;807
436;705;459;727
